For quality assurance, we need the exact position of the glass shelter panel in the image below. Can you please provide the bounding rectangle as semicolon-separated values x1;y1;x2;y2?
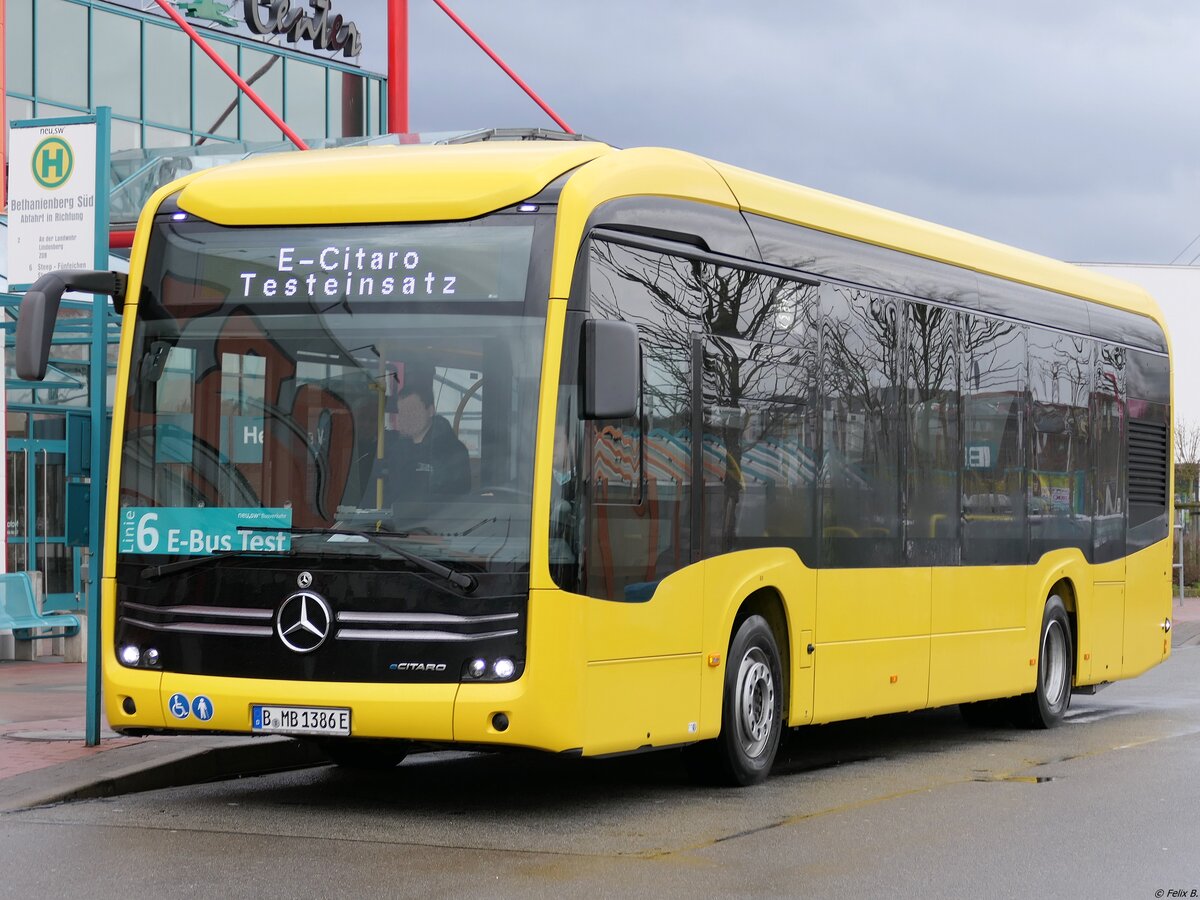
240;49;285;143
8;0;34;95
285;59;328;141
193;40;241;140
36;0;89;108
93;10;141;119
144;24;191;129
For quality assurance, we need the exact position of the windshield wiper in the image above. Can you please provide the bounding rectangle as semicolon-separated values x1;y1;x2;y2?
141;548;295;581
249;526;478;593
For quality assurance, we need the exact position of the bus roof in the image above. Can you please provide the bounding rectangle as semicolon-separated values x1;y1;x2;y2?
174;141;615;226
707;157;1166;332
168;140;1165;335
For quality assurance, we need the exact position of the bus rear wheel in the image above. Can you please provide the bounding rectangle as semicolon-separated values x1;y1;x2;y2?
1013;593;1073;728
688;615;784;786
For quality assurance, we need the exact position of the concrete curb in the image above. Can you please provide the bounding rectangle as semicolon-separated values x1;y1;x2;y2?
1173;623;1200;648
0;735;328;813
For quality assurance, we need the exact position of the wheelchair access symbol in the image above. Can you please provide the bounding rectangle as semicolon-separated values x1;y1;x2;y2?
168;693;190;720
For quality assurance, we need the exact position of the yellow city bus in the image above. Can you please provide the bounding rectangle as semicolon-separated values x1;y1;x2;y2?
17;135;1174;785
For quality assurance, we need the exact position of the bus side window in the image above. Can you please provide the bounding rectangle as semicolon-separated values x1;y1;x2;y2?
906;301;960;566
820;285;903;567
961;313;1027;565
579;241;698;601
1093;344;1126;563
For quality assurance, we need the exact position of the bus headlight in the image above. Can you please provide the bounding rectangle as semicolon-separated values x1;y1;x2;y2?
120;645;141;667
493;658;516;680
468;658;487;678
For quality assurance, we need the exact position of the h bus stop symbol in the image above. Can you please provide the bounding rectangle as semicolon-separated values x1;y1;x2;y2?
32;137;74;189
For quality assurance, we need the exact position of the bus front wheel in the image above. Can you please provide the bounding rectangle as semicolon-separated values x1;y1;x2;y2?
689;615;784;786
1014;593;1073;728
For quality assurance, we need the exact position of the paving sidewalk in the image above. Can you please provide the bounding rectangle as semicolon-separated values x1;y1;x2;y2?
2;595;1199;813
0;658;325;813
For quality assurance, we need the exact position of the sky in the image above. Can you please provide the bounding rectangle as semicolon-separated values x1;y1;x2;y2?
335;0;1200;267
349;0;1200;422
122;1;1200;419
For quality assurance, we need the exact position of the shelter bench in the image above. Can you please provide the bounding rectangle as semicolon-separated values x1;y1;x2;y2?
0;572;80;643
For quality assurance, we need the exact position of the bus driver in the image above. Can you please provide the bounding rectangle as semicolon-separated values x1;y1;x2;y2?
368;380;471;506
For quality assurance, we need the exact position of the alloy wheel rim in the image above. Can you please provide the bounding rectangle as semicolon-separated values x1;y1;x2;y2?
735;646;775;758
1042;619;1068;709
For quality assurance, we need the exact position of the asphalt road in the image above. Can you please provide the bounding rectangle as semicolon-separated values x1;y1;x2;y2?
3;646;1200;899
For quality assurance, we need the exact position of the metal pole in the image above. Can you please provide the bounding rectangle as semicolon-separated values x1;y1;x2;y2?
149;0;309;151
431;0;574;134
387;0;408;134
1178;510;1185;608
1;0;8;210
85;107;112;747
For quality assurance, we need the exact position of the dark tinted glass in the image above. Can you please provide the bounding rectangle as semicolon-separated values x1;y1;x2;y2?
961;315;1026;564
1126;349;1170;403
120;218;546;578
1028;329;1093;561
749;214;980;308
1088;304;1168;354
1093;344;1127;563
906;302;959;565
562;241;699;601
702;327;818;563
820;286;902;566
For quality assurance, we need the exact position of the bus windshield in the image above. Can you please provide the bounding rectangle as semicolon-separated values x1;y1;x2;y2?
116;213;546;571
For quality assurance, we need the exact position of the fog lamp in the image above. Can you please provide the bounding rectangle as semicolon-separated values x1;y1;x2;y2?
493;658;516;680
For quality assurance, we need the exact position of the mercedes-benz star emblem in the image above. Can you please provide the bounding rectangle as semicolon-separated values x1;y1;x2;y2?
276;591;332;653
297;571;313;589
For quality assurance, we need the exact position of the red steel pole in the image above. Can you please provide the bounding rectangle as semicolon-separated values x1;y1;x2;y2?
387;0;409;134
431;0;574;134
150;0;309;151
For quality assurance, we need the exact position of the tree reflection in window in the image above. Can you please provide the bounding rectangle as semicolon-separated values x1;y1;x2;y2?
907;302;959;564
1029;328;1092;560
575;241;817;599
820;285;902;566
1093;344;1126;563
961;314;1026;564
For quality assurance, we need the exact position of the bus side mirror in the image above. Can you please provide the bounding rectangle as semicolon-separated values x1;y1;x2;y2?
15;270;127;381
581;319;639;420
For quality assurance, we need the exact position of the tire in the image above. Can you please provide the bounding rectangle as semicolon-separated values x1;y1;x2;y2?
318;739;408;770
689;615;784;786
1013;593;1073;728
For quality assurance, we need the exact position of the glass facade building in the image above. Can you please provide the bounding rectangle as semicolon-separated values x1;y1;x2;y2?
5;0;386;152
2;0;388;628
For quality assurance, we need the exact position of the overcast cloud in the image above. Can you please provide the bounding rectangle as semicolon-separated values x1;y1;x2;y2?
335;0;1200;264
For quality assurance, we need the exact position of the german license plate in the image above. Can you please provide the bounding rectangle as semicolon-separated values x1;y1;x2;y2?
252;704;350;736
